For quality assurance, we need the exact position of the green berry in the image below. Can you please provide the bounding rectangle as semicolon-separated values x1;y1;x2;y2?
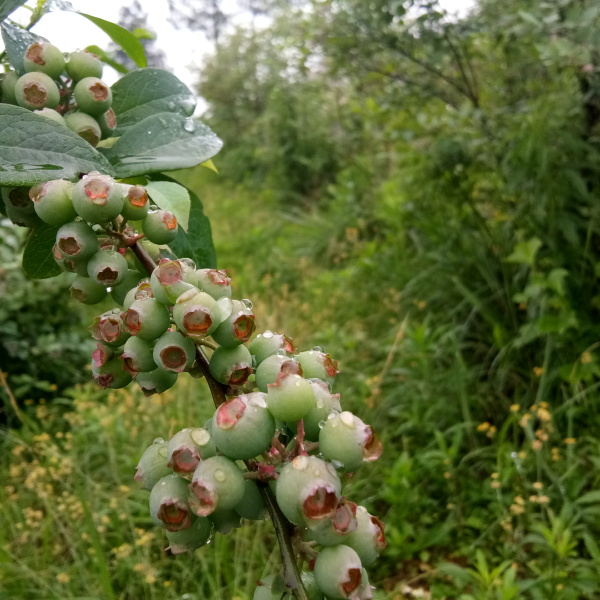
210;299;256;347
319;412;382;472
211;392;275;460
305;499;358;547
122;297;171;341
70;275;108;305
74;77;112;116
209;344;253;386
135;367;178;396
234;479;267;521
142;209;179;244
153;330;196;373
249;330;294;366
29;179;75;226
56;221;99;262
1;71;19;104
149;474;193;532
33;107;67;125
150;258;197;305
23;42;65;79
344;506;386;567
167;427;216;474
208;507;243;534
121;335;156;376
295;350;339;387
255;355;301;393
134;438;172;491
166;515;212;554
66;50;103;81
64;111;102;146
72;173;123;222
89;310;131;347
292;380;342;442
173;288;219;339
110;269;143;306
2;186;41;227
266;372;315;422
91;355;132;389
195;268;232;300
87;249;129;287
189;456;245;516
313;545;364;599
97;108;117;138
123;279;154;309
52;244;89;275
15;72;60;110
120;184;149;220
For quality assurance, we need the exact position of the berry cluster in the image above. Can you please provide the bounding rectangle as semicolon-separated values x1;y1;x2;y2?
0;42;115;147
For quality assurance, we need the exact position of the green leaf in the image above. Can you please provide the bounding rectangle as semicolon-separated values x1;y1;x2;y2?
84;44;129;75
145;180;190;231
76;12;146;68
105;113;223;179
111;69;196;134
0;104;115;186
575;490;600;505
151;175;216;269
505;237;542;267
1;22;48;75
22;222;61;279
0;0;27;22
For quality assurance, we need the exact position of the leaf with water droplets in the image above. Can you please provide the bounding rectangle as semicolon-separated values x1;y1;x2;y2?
111;69;197;134
1;21;48;74
0;0;28;22
0;104;115;186
105;112;222;179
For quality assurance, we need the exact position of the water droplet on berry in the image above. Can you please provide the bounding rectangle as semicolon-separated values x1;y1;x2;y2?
241;298;253;310
340;411;355;428
153;437;165;444
292;455;309;470
183;119;195;133
331;460;344;470
263;330;274;339
318;420;326;429
316;399;324;409
276;349;287;356
180;258;196;270
106;286;112;292
190;428;211;446
214;469;226;482
312;346;324;352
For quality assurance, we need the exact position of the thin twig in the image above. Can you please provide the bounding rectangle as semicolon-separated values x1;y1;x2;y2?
0;370;24;424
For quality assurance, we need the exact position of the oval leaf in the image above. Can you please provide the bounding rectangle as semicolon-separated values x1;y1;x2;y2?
75;12;146;68
22;222;61;279
85;44;129;75
145;180;190;231
0;104;115;186
111;69;196;134
1;22;48;75
105;113;223;179
0;0;28;22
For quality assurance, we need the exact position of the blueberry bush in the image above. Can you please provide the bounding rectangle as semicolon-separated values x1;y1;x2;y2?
0;2;385;598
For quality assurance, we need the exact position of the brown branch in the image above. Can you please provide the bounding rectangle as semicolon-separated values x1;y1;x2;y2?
0;370;24;424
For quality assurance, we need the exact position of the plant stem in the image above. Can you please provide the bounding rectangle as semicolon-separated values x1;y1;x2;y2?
132;242;308;598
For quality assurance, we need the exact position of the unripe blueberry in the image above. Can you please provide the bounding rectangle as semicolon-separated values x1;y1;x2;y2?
142;209;178;244
97;108;117;138
189;456;245;516
33;107;66;125
211;393;275;460
134;438;172;491
209;344;253;386
306;499;358;547
120;183;149;221
111;269;143;306
66;50;103;81
89;310;131;346
121;335;156;376
72;173;123;222
149;473;193;532
74;77;112;116
211;299;256;347
1;71;19;104
293;380;342;442
135;367;178;396
123;279;154;309
255;355;302;393
70;274;108;304
208;507;243;534
344;506;386;567
254;573;323;600
64;111;101;147
91;342;115;368
91;355;133;389
195;268;232;300
295;350;339;387
234;479;267;520
249;330;294;366
150;258;197;305
86;248;129;287
166;427;216;474
173;288;219;339
2;186;41;227
23;42;65;79
313;545;364;600
166;515;212;554
153;330;196;373
56;221;99;262
319;412;382;472
267;372;316;423
15;72;60;110
122;297;171;341
275;456;342;526
52;244;89;275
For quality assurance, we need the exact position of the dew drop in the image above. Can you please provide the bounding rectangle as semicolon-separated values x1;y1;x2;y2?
153;437;165;444
160;480;166;486
183;118;195;133
340;411;355;428
106;286;112;293
316;399;324;409
214;469;226;482
277;349;287;357
292;455;309;470
180;258;196;270
318;420;326;429
263;330;274;339
191;428;211;446
331;460;344;470
241;298;253;310
312;346;324;353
